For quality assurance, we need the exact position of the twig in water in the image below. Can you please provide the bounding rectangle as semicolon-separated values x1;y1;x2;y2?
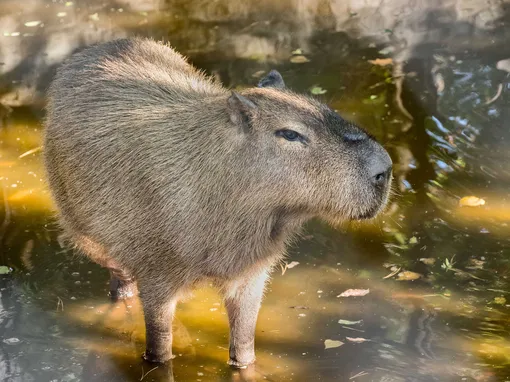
350;371;369;379
18;146;42;159
56;296;64;312
485;83;503;105
140;365;159;381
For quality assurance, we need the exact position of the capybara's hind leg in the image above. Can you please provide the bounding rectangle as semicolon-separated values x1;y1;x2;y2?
108;266;137;300
73;234;137;300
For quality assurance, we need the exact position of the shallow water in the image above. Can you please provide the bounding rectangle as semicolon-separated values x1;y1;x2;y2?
1;1;510;381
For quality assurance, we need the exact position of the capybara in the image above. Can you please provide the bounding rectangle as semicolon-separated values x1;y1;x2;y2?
43;38;392;366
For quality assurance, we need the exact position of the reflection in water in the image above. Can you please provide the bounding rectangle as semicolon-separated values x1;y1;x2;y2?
1;0;510;381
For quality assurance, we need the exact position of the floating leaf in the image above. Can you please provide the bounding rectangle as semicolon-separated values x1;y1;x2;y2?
394;232;407;245
338;319;362;325
337;289;370;297
378;46;395;55
459;196;485;207
420;258;436;266
291;48;303;55
346;337;370;343
396;271;422;281
368;58;393;66
0;266;12;275
281;261;299;275
310;86;327;95
251;70;265;78
494;296;506;305
290;55;310;64
24;21;41;27
324;339;344;349
496;59;510;73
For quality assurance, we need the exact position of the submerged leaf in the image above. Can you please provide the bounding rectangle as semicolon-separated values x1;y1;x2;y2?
346;337;370;343
396;271;422;281
290;55;310;64
368;58;393;66
493;297;506;305
310;86;327;95
324;339;344;349
337;289;370;297
420;258;436;266
338;319;362;325
0;266;12;275
459;196;485;207
287;261;300;269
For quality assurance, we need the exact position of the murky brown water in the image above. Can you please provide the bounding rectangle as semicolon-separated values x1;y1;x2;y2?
1;1;510;381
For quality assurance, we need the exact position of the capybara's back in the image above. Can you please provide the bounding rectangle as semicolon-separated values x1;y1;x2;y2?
44;38;392;366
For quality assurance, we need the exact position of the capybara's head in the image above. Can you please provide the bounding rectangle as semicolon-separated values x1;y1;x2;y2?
226;70;392;224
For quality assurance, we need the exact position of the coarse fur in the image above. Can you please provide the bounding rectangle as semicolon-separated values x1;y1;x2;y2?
43;38;392;366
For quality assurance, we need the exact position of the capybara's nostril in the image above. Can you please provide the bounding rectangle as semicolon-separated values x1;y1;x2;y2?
368;151;392;187
372;167;391;186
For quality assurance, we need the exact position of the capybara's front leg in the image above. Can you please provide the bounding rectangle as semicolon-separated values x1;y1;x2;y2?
224;270;269;368
139;283;178;364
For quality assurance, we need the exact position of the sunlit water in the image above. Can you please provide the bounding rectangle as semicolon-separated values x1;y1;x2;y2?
1;1;510;381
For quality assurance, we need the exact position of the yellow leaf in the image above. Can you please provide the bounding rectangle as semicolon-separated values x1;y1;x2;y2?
368;58;393;66
396;271;422;281
324;339;344;349
459;196;485;207
290;55;310;64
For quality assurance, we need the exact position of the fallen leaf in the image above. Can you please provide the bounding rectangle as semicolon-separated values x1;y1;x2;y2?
324;339;344;349
494;296;506;305
337;289;370;297
496;58;510;73
24;21;41;27
378;46;395;55
251;70;266;78
419;258;436;265
459;196;485;207
434;73;445;93
466;258;485;270
281;261;299;275
368;58;393;66
0;266;12;275
396;271;422;281
338;319;362;325
291;48;303;55
346;337;370;343
310;86;327;95
290;55;310;64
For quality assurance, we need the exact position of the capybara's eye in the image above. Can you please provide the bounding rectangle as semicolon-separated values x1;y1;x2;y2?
276;129;302;142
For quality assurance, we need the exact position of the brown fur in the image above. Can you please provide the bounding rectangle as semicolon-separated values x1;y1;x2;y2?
43;38;392;366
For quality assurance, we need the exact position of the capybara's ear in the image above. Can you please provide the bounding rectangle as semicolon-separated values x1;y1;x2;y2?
227;91;257;130
257;70;285;89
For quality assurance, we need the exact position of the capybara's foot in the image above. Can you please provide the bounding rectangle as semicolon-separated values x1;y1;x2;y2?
142;350;175;364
